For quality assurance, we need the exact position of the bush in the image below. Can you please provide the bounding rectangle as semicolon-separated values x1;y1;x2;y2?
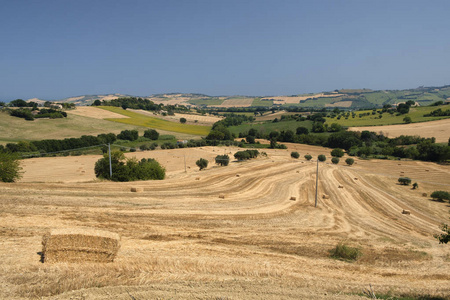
291;151;300;159
143;129;159;140
331;157;339;164
215;155;230;166
430;191;450;202
318;154;326;162
329;243;361;261
331;148;344;157
398;177;412;185
180;117;187;124
246;136;255;144
304;154;312;161
234;149;259;161
196;158;208;170
117;130;139;141
94;151;165;181
345;158;355;166
0;152;22;182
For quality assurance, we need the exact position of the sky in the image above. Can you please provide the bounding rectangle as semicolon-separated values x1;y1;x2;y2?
1;0;450;101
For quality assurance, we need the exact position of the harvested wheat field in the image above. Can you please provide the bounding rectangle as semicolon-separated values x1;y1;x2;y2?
1;145;449;299
349;118;450;143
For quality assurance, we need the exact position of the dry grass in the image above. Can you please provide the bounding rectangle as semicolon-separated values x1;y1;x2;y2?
0;144;449;298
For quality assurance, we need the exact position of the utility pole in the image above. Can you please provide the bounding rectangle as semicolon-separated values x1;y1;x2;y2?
108;143;112;178
315;159;319;207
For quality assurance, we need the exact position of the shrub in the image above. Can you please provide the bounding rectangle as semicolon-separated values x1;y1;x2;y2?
329;243;361;261
180;117;187;124
345;158;355;166
117;130;139;141
398;177;412;185
215;155;230;166
430;191;450;202
331;157;339;164
0;152;22;182
412;182;418;189
143;129;159;140
304;154;312;161
291;151;300;159
246;136;255;144
331;148;344;157
196;158;208;170
318;154;326;162
234;149;259;161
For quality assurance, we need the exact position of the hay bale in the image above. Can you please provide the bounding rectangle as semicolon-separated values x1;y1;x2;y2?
322;194;330;199
338;185;344;188
354;178;358;180
425;169;429;172
195;177;200;181
402;210;411;215
296;171;300;173
219;194;225;199
236;174;240;177
42;228;120;263
422;193;427;197
130;187;143;192
290;196;296;201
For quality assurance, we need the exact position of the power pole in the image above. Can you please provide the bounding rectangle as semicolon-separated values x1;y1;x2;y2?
108;143;112;178
315;159;319;207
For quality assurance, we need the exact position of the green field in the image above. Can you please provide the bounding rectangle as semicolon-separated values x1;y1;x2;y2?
325;105;450;127
228;120;313;136
252;98;273;107
100;106;211;136
0;110;149;145
188;98;224;106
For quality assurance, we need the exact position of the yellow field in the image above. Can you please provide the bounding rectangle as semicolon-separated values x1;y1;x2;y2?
1;144;449;299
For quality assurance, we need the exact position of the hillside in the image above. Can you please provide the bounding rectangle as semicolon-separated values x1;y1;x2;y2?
17;84;450;109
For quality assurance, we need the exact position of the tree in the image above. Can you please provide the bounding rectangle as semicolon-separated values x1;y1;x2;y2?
296;126;309;135
92;100;102;106
180;117;187;124
398;177;412;185
291;151;300;159
403;116;412;124
246;135;255;144
345;158;355;166
435;223;449;244
430;191;450;202
318;154;326;162
331;157;340;164
412;182;418;189
331;148;344;157
215;155;230;166
143;129;159;140
304;154;312;161
196;158;208;170
0;152;22;182
117;130;139;141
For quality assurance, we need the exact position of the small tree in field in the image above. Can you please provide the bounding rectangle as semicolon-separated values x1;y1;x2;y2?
331;157;339;164
144;129;159;140
0;152;22;182
435;223;449;244
318;154;326;162
196;158;208;170
412;182;418;189
430;191;450;202
398;177;412;185
215;155;229;166
331;148;344;158
180;117;187;124
291;151;300;159
345;158;355;166
304;154;312;161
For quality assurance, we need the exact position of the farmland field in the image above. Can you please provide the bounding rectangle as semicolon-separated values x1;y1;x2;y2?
1;144;449;299
99;106;211;136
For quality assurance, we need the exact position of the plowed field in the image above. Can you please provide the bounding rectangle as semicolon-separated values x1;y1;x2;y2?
0;145;449;299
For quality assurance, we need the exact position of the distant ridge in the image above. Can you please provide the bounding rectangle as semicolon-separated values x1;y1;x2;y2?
22;84;450;109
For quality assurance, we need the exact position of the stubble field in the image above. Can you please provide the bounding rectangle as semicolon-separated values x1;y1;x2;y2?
0;144;449;299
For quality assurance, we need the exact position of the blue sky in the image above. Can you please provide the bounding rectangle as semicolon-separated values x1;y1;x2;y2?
1;0;449;100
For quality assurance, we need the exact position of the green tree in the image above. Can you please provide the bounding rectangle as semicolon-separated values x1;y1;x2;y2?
398;177;412;185
435;223;449;244
0;152;22;182
318;154;326;162
291;151;300;159
304;154;312;161
412;182;418;189
403;116;412;124
180;117;187;124
196;158;208;170
331;157;340;164
331;148;344;157
430;191;450;202
215;155;230;166
143;129;159;140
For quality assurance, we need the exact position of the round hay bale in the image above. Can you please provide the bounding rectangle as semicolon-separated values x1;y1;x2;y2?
290;196;296;201
338;185;344;188
130;187;143;193
236;174;240;177
422;193;427;197
402;210;411;215
322;194;330;199
219;194;225;199
195;177;200;181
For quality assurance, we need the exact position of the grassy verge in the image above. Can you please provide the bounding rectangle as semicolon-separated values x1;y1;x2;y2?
100;106;211;136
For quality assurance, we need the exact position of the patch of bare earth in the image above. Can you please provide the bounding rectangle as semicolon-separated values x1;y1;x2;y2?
0;145;449;299
348;118;450;143
217;98;254;107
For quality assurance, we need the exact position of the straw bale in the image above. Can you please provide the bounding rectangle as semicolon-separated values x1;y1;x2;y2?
296;171;300;173
322;194;330;199
354;178;358;180
422;193;427;197
130;187;143;193
195;177;200;180
42;228;120;263
236;174;240;177
425;169;429;172
219;194;225;199
338;185;344;188
290;196;296;201
402;210;411;215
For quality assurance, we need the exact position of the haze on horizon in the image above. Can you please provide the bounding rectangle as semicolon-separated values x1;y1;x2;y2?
1;0;449;101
